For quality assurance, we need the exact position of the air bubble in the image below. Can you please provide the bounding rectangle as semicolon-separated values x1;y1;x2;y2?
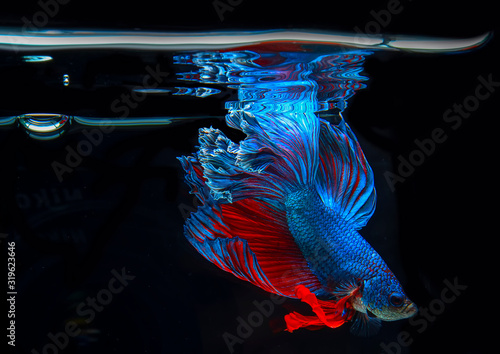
18;113;71;140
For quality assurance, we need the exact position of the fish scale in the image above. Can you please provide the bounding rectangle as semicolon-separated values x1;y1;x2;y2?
285;188;391;296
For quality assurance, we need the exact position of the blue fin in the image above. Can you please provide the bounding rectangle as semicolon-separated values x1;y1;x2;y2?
350;311;382;337
208;108;320;200
178;151;325;298
194;125;284;203
191;232;281;294
315;116;376;229
197;111;375;228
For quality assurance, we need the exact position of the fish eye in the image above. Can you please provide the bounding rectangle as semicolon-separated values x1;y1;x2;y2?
389;292;404;307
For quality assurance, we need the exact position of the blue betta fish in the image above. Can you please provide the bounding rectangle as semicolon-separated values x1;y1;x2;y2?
178;105;417;333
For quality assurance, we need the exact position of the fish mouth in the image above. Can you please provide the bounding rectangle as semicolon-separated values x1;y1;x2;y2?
402;302;418;318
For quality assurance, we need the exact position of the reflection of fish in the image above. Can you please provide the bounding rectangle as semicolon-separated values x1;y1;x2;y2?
178;109;417;334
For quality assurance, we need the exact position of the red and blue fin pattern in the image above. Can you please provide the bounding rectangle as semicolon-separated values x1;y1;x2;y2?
178;103;375;330
315;117;376;230
179;147;324;298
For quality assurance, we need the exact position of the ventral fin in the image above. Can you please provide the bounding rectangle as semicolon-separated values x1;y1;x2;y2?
284;285;353;332
350;311;382;337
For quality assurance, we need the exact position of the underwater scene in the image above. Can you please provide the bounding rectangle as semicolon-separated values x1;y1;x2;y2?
0;3;497;354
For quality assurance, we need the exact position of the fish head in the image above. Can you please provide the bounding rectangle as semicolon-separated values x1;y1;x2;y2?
354;275;417;322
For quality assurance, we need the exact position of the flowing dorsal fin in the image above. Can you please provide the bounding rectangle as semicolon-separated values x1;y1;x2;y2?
315;117;376;229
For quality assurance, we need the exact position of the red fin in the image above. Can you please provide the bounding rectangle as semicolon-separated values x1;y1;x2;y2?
219;199;324;297
285;285;353;332
181;155;325;297
181;139;325;299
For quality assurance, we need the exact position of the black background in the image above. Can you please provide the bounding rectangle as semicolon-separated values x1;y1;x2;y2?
0;1;497;353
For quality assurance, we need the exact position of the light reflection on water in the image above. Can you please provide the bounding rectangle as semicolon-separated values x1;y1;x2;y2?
0;29;490;140
175;49;370;117
4;48;372;140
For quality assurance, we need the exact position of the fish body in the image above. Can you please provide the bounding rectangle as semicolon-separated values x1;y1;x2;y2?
286;187;388;293
285;187;416;327
178;76;416;333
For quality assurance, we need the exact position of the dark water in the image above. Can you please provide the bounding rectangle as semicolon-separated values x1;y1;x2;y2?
0;27;496;354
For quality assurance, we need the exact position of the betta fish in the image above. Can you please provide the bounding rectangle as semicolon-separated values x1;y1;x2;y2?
178;107;417;334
